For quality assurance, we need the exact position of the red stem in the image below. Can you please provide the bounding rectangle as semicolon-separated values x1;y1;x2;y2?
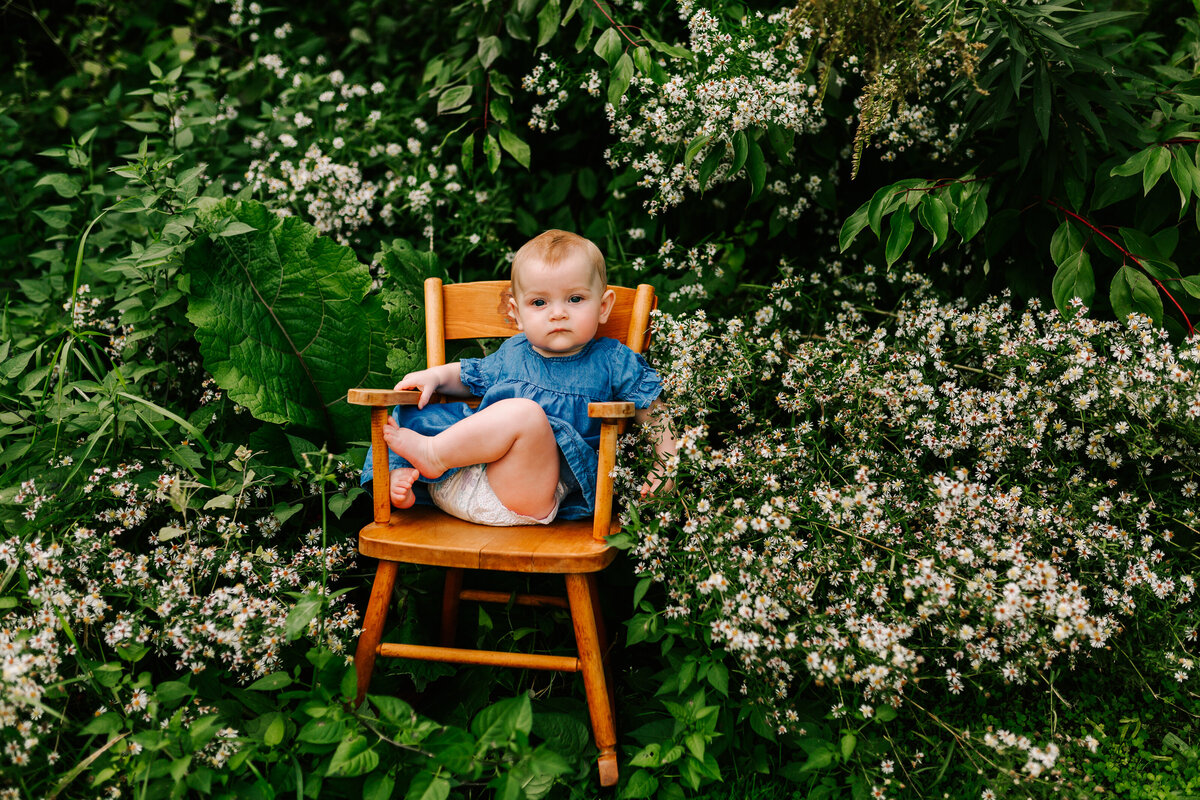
1043;198;1193;335
592;0;642;47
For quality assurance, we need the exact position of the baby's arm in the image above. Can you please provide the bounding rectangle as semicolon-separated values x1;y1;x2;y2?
634;399;678;497
395;362;472;408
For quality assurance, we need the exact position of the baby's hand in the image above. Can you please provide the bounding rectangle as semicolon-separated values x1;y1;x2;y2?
395;368;441;408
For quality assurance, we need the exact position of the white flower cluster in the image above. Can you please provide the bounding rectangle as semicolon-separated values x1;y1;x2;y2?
621;266;1200;786
2;461;361;769
245;142;378;242
603;9;827;214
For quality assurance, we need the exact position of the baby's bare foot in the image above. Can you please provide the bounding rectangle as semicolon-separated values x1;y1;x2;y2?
389;467;420;509
383;417;447;479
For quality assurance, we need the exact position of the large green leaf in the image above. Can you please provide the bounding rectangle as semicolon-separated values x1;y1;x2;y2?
184;200;394;447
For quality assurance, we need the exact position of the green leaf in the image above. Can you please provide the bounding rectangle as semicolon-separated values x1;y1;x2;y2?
594;27;622;67
156;680;194;707
1110;147;1153;177
1051;250;1095;313
372;695;416;726
1049;219;1083;268
327;735;379;777
729;131;749;176
472;694;533;747
364;772;396;800
1180;275;1200;299
285;593;323;641
1110;265;1163;326
706;661;729;696
531;712;590;757
497;128;531;169
684;134;711;167
608;52;634;106
630;743;662;767
866;185;896;238
839;204;871;252
1144;147;1171;195
696;146;723;191
645;36;693;61
1169;146;1193;209
1033;66;1051;142
262;713;285;746
619;769;658;799
460;131;475;175
885;209;914;266
297;717;346;744
766;123;793;162
405;772;451;800
746;139;765;198
952;192;988;242
916;194;949;252
799;745;836;773
35;173;81;198
632;576;654;609
477;36;502;69
437;86;473;114
123;118;159;133
484;133;501;173
183;200;392;447
873;705;898;723
841;732;856;760
536;0;561;48
246;671;293;691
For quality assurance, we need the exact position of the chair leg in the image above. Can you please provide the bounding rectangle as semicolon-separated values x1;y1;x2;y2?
440;568;464;646
565;573;618;787
354;560;398;707
586;573;618;726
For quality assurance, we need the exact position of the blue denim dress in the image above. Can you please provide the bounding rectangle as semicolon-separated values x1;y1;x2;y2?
361;334;662;519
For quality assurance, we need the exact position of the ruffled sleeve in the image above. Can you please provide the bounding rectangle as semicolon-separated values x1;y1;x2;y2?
458;352;500;396
611;345;662;408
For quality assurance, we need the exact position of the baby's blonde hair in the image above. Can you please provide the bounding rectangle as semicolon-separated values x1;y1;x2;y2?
510;230;606;294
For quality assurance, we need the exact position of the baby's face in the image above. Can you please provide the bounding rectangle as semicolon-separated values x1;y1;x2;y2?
510;255;615;357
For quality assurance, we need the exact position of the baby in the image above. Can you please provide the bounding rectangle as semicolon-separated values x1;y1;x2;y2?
377;229;675;526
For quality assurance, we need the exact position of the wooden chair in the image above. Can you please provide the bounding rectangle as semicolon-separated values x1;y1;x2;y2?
347;277;656;787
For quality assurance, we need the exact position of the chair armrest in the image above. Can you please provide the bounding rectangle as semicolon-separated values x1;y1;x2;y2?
587;401;635;420
587;402;634;543
348;388;423;406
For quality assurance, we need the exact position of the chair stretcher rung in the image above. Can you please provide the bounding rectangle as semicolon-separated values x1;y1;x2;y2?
377;642;580;672
459;589;569;608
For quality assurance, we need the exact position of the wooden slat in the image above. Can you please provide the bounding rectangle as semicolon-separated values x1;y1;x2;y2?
425;277;447;367
359;507;616;573
458;589;569;609
440;281;644;345
377;642;580;672
348;389;421;406
371;407;391;524
588;401;635;419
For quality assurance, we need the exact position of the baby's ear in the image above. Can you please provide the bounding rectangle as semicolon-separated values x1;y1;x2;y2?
598;288;616;323
506;292;524;330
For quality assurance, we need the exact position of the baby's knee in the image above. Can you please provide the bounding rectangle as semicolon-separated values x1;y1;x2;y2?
499;397;549;427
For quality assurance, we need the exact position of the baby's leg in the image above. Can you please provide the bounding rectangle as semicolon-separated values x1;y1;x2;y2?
384;399;560;519
388;467;420;509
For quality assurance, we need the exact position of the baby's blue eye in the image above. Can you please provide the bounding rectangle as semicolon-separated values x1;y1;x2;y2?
569;295;584;303
531;299;546;307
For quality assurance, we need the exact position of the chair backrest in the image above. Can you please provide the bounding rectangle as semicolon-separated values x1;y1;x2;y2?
423;278;656;367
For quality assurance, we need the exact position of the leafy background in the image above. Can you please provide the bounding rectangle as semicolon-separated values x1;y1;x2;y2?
2;0;1199;798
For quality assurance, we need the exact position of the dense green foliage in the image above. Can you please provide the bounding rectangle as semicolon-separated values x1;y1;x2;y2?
2;0;1199;798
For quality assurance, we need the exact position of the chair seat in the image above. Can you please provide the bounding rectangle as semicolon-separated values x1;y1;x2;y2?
359;506;617;573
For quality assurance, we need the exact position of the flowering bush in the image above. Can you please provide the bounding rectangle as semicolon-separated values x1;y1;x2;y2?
1;449;362;772
620;269;1199;795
